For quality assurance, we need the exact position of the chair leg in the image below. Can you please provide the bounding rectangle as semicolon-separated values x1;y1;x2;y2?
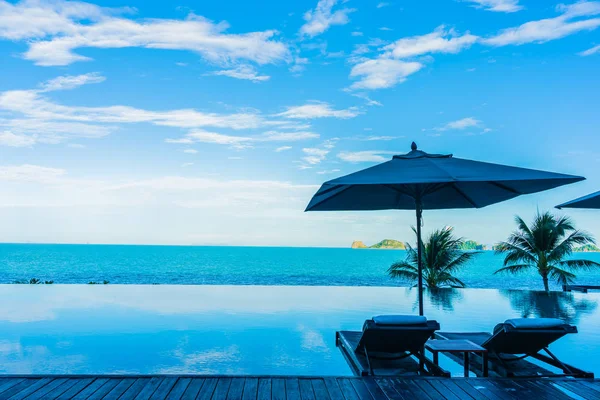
363;345;373;375
542;347;574;374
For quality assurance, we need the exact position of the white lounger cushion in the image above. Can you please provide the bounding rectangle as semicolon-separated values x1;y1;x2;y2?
373;315;427;326
505;318;565;329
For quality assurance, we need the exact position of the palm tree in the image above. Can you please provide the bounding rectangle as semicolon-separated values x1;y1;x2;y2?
494;211;600;292
388;227;478;288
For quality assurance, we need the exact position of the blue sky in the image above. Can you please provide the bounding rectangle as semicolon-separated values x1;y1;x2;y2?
0;0;599;247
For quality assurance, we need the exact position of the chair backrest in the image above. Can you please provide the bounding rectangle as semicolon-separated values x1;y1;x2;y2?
482;321;577;355
355;319;440;354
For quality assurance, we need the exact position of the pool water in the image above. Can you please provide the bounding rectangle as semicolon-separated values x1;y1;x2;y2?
0;285;598;376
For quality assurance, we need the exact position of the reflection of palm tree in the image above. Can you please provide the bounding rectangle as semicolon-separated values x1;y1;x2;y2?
501;289;597;324
426;288;463;311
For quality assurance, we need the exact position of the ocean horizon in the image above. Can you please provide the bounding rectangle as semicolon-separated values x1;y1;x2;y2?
2;243;599;290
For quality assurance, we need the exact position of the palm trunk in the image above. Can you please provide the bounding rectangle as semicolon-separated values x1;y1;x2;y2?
542;276;549;292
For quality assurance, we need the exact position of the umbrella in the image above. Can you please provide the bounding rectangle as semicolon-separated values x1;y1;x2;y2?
556;191;600;209
305;142;584;315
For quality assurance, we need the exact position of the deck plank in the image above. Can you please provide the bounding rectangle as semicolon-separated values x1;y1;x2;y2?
270;378;285;400
552;381;600;400
0;376;599;400
241;378;258;400
373;378;405;400
310;379;331;400
180;379;205;400
70;378;109;400
165;378;191;400
257;378;271;400
119;379;152;400
23;378;68;400
226;378;245;400
460;380;508;400
149;377;178;400
195;377;217;400
285;378;300;400
336;379;360;400
7;378;54;400
0;379;26;396
85;379;121;400
298;379;316;400
322;378;345;400
54;379;96;400
102;378;137;400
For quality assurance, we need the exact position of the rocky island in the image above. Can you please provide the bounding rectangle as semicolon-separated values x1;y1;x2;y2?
351;239;406;249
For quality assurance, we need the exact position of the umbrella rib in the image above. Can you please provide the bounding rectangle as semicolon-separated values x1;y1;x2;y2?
383;184;415;199
450;183;478;208
489;181;521;195
304;184;353;211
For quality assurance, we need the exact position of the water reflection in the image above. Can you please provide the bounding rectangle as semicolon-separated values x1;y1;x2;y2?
501;289;598;324
407;288;464;312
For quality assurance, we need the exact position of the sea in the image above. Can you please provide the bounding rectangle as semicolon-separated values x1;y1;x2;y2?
1;243;600;290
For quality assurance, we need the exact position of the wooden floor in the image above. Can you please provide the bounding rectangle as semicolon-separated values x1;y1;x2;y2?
0;376;599;400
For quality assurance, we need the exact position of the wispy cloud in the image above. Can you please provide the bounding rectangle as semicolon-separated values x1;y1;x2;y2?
302;147;329;164
0;0;290;66
300;0;355;38
206;65;270;82
0;131;36;147
461;0;523;13
377;2;391;8
317;169;341;174
277;102;361;119
579;43;600;55
434;117;482;131
383;26;478;58
183;149;198;154
338;150;398;162
39;73;106;92
166;129;319;149
275;146;292;152
349;58;423;90
484;2;600;46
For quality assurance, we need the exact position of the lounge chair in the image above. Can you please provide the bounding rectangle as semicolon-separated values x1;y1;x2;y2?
336;315;449;376
435;318;593;378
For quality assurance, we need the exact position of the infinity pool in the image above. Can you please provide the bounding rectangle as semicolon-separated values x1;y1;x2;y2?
0;285;598;376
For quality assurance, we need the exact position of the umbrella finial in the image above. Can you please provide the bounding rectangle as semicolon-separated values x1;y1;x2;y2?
411;142;417;151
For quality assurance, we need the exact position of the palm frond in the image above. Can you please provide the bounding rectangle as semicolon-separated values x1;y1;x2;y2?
494;264;532;275
548;266;577;286
557;259;600;271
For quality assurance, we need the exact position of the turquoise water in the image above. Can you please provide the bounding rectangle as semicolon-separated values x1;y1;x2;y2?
1;244;600;290
0;285;598;376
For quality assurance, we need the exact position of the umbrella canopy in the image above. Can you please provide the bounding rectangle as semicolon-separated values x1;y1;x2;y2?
306;142;585;315
556;191;600;209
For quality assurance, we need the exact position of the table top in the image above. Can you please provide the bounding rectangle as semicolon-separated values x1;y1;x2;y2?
425;339;487;352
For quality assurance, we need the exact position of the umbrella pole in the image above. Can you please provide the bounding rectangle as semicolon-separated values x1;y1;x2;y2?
415;197;424;316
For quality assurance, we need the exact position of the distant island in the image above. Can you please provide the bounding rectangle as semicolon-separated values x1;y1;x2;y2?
351;239;406;249
575;244;600;252
459;240;487;251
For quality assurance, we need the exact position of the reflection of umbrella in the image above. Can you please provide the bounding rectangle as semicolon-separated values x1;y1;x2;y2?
556;191;600;209
306;142;584;316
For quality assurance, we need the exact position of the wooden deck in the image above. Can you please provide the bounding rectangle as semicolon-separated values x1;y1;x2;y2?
0;376;599;400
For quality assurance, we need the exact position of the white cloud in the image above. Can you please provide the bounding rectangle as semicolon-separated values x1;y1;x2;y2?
183;149;198;154
434;117;482;131
300;0;355;38
0;165;66;183
67;143;85;148
39;73;105;92
278;102;361;119
206;64;270;82
181;162;194;167
351;31;364;37
364;136;397;141
302;147;329;164
275;146;292;152
484;2;600;46
317;168;340;174
350;92;383;106
377;2;391;8
0;131;36;147
166;129;319;149
337;150;398;162
462;0;523;13
0;0;290;66
349;58;423;89
579;43;600;55
383;26;478;58
379;27;393;31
